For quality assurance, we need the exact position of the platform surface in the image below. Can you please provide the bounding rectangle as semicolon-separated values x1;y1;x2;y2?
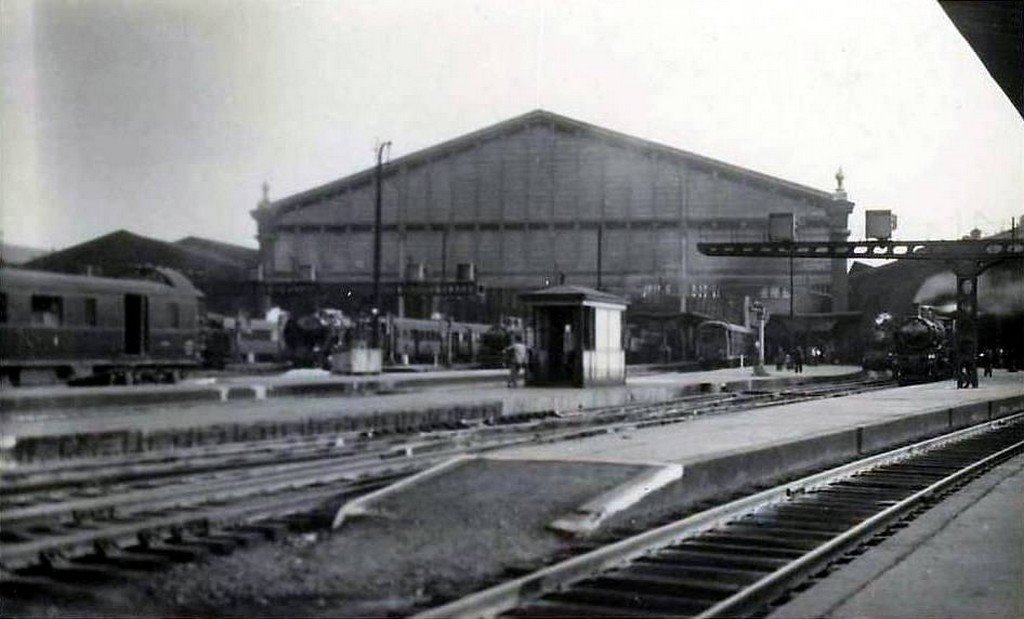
1;364;861;439
492;371;1024;465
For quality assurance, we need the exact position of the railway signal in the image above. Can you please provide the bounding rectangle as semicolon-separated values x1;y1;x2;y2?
749;301;769;377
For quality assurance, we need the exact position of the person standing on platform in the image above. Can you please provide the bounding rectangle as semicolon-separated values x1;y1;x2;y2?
793;347;805;373
506;335;528;388
981;348;994;378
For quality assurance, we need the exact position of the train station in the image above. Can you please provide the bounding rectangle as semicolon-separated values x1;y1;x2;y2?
2;2;1023;617
3;130;1023;619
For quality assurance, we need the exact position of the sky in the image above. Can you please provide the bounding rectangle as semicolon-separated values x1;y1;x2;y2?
2;0;1022;252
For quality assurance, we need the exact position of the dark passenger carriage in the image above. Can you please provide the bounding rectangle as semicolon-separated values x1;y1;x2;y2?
0;267;203;385
695;319;754;368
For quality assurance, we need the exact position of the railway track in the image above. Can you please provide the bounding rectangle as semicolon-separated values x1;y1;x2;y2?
415;412;1024;619
0;376;893;581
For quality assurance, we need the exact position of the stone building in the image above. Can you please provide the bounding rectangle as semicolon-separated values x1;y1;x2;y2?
253;110;853;357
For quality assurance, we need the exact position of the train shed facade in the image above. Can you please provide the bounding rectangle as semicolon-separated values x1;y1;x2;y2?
252;110;854;358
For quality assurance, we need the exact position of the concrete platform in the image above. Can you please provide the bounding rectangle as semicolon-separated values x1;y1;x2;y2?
486;371;1022;532
345;371;1020;538
494;370;1024;466
0;368;509;412
1;364;860;441
770;454;1024;619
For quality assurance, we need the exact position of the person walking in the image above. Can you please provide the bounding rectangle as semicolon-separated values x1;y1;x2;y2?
505;335;528;388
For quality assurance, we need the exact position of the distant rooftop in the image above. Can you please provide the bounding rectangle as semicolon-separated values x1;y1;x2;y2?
0;242;51;266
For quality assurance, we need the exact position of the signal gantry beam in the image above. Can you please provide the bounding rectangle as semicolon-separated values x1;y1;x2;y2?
697;237;1023;390
697;239;1024;261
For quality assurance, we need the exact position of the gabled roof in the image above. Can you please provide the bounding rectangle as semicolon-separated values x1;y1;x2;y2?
520;284;628;307
25;230;246;281
0;242;50;266
174;236;259;268
256;110;838;222
1;266;202;297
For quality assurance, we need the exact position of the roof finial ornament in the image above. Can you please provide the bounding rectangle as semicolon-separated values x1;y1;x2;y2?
259;181;271;208
832;167;848;201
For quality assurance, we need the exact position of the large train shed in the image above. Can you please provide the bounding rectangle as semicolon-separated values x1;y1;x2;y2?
253;110;855;363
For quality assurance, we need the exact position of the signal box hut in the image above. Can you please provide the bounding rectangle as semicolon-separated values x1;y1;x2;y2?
520;285;627;388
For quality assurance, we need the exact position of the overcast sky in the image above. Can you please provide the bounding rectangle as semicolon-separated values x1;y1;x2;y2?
3;0;1022;251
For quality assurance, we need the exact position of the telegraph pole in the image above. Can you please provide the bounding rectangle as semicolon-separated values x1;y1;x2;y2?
373;141;391;346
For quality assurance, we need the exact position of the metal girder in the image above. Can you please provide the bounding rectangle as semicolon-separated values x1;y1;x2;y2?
396;281;484;297
697;239;1024;261
697;238;1024;390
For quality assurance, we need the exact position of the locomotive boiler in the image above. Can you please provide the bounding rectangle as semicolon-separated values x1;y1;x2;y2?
891;312;953;384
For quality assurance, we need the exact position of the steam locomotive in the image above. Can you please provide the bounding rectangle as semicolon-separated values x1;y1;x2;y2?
890;312;954;384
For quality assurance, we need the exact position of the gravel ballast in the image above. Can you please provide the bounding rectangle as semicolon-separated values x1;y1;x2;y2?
7;458;646;617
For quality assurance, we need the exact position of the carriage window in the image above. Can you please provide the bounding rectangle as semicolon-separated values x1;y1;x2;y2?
83;298;98;326
168;302;180;328
31;295;63;327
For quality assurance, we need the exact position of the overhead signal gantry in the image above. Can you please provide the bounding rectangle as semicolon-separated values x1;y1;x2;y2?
698;210;1024;388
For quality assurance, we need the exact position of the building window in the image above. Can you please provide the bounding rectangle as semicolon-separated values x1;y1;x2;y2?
31;295;63;327
84;298;98;326
168;303;180;328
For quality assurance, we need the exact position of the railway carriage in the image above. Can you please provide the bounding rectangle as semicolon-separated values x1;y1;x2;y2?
0;267;203;385
695;320;754;368
385;316;493;365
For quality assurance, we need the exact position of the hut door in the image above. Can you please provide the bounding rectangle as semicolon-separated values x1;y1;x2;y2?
546;307;578;383
124;294;149;354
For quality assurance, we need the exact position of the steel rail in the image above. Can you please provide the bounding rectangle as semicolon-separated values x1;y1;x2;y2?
0;432;549;569
2;440;489;525
1;475;399;570
694;437;1024;618
1;433;464;504
413;412;1023;619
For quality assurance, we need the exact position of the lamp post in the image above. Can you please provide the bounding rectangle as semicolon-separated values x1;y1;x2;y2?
789;247;795;321
373;141;391;347
751;301;769;376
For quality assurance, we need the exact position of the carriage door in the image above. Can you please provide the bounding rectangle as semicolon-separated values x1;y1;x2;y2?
124;294;149;354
